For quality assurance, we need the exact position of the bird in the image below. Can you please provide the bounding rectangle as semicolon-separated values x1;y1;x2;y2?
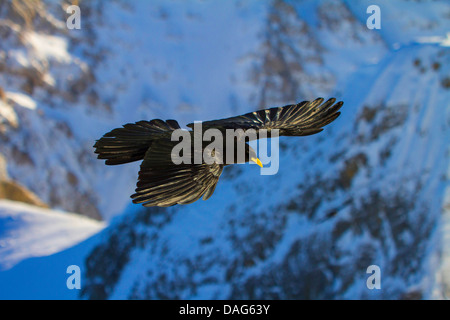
94;97;343;207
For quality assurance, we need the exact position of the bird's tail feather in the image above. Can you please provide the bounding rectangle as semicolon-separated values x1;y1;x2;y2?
94;119;180;165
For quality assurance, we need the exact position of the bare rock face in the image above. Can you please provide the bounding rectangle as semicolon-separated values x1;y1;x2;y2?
0;154;8;182
0;180;48;208
0;153;48;208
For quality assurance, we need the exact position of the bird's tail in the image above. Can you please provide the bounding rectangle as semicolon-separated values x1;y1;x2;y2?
93;119;181;165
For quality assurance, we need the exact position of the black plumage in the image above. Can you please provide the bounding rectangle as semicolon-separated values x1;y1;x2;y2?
94;97;343;207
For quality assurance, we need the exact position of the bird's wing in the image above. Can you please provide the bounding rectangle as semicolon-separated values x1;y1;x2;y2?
94;119;180;165
187;98;342;139
131;138;223;207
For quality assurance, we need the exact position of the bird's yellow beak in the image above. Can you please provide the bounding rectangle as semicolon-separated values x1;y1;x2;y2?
250;157;263;168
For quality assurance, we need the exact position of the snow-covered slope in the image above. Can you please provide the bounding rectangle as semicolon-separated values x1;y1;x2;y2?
0;200;104;271
0;0;448;299
82;43;449;299
0;200;104;299
79;0;448;300
0;0;107;219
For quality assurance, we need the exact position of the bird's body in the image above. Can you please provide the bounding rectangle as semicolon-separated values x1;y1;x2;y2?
94;97;343;207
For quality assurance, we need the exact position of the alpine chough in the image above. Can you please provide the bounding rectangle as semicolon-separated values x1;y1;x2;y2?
94;97;343;207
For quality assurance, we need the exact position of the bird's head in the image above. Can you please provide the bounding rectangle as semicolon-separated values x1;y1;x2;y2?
246;144;263;168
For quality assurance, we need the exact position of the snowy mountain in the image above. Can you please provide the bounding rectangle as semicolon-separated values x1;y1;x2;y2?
0;199;103;299
0;199;103;271
0;0;448;299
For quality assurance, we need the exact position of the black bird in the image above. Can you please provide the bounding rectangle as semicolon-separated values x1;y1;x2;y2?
94;97;343;207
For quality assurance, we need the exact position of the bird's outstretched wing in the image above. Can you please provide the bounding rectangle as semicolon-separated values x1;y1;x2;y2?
187;98;342;139
94;119;181;165
131;138;223;207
